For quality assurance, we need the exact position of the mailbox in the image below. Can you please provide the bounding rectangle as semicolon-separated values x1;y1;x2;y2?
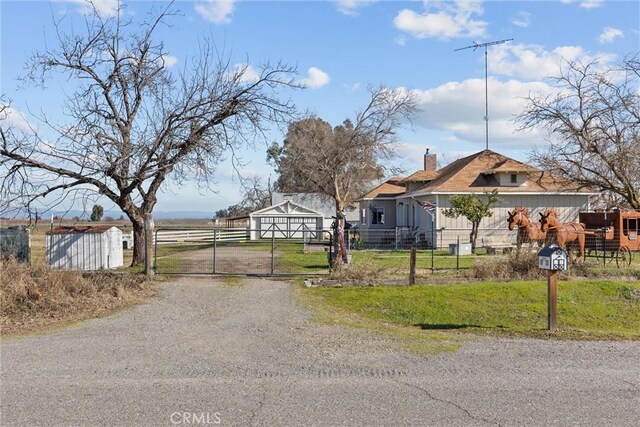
538;245;568;271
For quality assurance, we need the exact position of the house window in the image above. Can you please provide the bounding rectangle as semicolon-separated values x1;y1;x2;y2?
510;173;518;184
371;207;384;225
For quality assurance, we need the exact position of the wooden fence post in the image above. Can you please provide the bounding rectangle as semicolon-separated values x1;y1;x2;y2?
409;246;417;285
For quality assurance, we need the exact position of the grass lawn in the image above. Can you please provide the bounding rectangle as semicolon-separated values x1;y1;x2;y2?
349;250;476;271
307;280;640;340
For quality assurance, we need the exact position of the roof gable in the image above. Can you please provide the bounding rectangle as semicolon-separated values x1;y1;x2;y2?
250;200;324;217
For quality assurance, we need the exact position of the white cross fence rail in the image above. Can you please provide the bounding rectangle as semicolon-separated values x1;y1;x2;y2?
153;228;250;245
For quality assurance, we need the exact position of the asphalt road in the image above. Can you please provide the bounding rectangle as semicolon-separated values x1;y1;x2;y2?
2;277;639;426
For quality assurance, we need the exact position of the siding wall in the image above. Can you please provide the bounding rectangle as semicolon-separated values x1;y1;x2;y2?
361;200;397;229
435;194;590;248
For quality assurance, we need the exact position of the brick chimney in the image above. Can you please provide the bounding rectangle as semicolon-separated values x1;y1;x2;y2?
424;148;437;171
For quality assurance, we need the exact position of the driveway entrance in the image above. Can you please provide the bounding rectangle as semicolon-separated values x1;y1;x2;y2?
153;228;331;275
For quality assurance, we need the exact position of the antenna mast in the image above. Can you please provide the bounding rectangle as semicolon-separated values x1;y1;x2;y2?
455;38;513;150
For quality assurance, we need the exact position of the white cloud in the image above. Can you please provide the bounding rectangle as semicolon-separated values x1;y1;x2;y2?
234;64;260;83
560;0;604;9
61;0;121;17
194;0;236;24
580;0;604;9
299;67;330;89
393;0;487;40
394;35;407;46
161;55;178;68
512;11;531;28
411;78;553;148
336;0;376;16
598;27;624;44
1;107;33;133
487;43;616;80
395;142;437;162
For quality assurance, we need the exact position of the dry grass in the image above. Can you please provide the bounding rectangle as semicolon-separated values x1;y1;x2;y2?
0;259;156;336
471;250;546;280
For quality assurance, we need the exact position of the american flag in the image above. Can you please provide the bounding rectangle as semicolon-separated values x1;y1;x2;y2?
412;197;436;214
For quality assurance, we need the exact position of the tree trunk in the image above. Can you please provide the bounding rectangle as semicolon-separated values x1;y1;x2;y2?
131;216;146;267
331;198;346;269
470;222;479;254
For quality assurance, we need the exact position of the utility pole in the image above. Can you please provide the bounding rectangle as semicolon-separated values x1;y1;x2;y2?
455;38;513;150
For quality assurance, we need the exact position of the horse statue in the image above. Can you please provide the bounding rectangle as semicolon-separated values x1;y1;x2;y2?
507;207;547;249
539;208;586;264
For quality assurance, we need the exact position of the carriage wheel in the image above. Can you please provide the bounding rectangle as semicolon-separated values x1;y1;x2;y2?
616;247;632;268
594;247;614;264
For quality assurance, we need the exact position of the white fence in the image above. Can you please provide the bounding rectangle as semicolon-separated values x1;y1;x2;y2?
154;228;249;244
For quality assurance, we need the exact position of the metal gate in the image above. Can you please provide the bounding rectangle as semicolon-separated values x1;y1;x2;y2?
259;220;322;239
153;228;332;275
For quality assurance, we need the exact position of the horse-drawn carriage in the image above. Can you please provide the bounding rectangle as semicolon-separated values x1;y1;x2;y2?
578;210;639;267
508;207;639;268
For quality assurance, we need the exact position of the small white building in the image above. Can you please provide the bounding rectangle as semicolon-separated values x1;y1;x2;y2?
249;200;325;240
46;225;124;270
271;193;359;229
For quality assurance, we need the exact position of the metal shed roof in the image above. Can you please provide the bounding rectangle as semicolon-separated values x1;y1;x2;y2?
46;225;119;235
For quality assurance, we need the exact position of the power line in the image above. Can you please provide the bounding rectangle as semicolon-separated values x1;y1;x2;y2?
455;38;513;150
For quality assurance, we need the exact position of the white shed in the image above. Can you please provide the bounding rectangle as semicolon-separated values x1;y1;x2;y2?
46;226;124;271
249;201;325;240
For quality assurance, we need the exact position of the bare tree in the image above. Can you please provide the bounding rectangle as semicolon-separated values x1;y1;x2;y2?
0;2;299;265
214;176;273;219
518;55;640;209
268;87;419;213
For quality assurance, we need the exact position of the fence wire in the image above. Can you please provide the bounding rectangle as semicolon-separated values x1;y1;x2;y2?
153;228;333;275
152;227;637;275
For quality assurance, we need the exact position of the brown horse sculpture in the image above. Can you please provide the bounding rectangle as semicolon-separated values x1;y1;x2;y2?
539;208;586;263
507;207;547;248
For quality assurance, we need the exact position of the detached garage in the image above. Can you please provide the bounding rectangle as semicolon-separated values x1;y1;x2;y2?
249;200;324;240
46;226;123;271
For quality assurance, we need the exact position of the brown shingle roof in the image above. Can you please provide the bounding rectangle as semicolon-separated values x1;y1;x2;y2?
408;149;591;194
483;159;538;174
362;182;406;199
402;170;439;182
46;225;118;235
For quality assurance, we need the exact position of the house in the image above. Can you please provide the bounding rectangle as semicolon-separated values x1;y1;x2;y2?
358;149;595;248
46;225;124;270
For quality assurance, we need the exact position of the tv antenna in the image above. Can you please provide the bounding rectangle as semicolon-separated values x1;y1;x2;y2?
455;38;513;150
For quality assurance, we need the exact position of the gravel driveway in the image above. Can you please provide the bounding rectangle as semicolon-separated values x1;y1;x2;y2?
2;277;639;426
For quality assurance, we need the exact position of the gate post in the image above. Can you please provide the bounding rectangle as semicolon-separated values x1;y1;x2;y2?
213;229;217;274
144;213;154;276
271;228;275;275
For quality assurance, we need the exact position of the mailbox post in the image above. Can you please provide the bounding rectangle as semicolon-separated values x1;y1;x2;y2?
538;245;568;332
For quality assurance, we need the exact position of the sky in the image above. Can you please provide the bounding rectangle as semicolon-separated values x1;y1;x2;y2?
1;0;639;216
